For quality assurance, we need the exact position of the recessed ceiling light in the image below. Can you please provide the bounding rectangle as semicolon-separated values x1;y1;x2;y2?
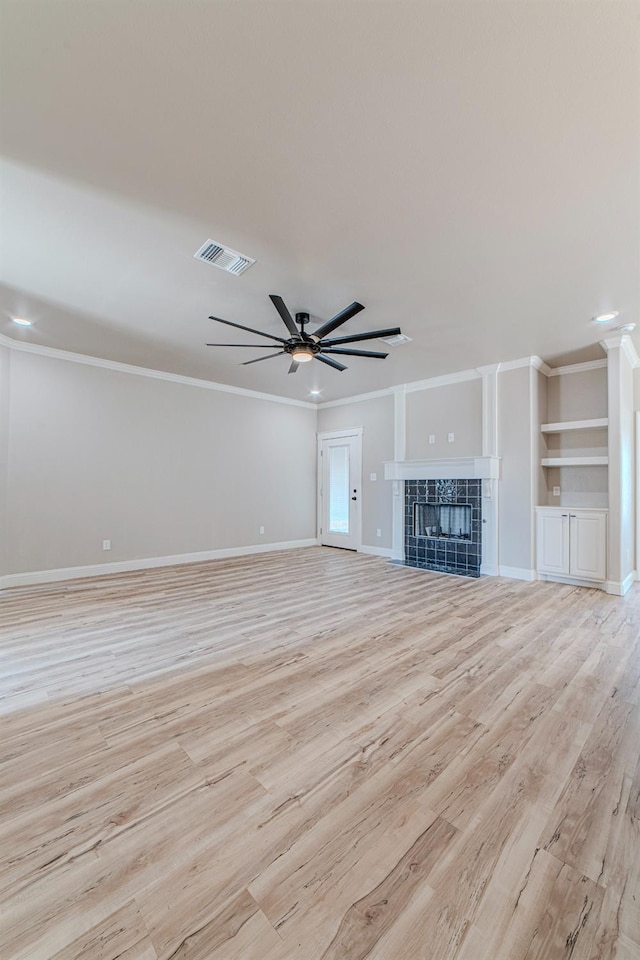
11;317;32;326
614;322;635;334
310;390;321;396
593;312;619;324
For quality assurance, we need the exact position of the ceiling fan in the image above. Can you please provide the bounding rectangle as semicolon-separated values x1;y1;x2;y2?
206;295;402;373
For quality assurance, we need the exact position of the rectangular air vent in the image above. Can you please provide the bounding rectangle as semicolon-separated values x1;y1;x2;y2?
193;239;255;276
378;333;412;346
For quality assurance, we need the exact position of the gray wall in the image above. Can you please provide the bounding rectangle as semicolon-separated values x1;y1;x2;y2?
6;351;317;574
405;378;482;459
547;366;607;421
317;394;394;550
498;366;533;571
0;346;10;575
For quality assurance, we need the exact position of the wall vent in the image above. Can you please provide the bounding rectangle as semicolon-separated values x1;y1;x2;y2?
193;240;255;276
378;333;412;346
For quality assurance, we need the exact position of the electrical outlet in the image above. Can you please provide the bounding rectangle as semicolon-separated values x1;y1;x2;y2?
376;528;382;538
448;432;455;443
102;539;111;551
370;472;377;481
552;486;560;497
428;434;435;444
259;525;265;535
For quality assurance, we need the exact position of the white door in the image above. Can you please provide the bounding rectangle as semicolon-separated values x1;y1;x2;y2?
569;511;607;581
319;432;362;550
536;510;569;575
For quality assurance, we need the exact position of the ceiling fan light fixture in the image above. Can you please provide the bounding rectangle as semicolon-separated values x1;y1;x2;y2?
291;345;314;362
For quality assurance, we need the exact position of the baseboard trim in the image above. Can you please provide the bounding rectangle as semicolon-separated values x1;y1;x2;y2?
480;563;499;577
357;544;394;559
539;572;607;591
498;566;537;582
606;571;636;596
0;539;319;590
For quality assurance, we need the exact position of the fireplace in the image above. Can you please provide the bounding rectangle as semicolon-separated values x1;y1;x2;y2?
414;503;472;540
405;479;481;577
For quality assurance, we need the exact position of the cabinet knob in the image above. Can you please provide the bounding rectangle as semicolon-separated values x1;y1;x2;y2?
561;514;568;517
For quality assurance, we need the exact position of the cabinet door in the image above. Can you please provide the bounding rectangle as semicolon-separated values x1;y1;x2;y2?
537;511;569;575
569;512;607;581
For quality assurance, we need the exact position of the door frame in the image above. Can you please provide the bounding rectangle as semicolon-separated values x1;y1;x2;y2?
317;428;363;551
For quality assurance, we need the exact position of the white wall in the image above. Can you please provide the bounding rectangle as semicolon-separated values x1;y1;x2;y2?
405;378;482;459
0;346;10;576
317;394;394;550
5;351;317;575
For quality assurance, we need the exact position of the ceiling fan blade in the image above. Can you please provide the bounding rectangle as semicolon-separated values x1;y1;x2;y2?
288;360;300;374
321;347;388;358
241;351;285;366
316;353;347;372
269;295;299;338
312;301;365;340
209;315;287;344
320;327;401;347
206;343;284;347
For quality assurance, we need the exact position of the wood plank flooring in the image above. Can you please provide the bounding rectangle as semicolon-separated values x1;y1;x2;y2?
0;547;639;959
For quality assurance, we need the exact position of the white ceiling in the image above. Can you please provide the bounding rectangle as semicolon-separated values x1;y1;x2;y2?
1;1;638;402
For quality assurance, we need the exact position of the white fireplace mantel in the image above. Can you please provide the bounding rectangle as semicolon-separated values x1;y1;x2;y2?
384;456;500;481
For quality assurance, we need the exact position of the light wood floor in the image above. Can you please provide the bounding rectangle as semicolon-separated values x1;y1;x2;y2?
1;547;639;960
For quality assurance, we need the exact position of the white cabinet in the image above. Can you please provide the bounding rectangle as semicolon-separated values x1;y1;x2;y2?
536;507;607;583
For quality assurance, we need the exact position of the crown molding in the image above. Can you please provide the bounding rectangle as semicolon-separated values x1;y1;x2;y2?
404;368;481;393
547;358;608;377
600;334;639;368
531;356;553;376
317;385;395;409
499;355;551;375
0;333;316;409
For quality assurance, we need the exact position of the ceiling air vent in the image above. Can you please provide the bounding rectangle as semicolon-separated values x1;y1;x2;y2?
378;333;412;346
193;240;255;276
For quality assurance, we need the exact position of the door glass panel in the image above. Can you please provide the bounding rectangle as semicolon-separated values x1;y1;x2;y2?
328;444;350;534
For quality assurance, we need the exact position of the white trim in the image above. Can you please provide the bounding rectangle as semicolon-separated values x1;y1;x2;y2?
636;411;640;579
541;418;608;433
317;431;363;551
621;336;640;368
499;356;549;374
547;358;608;377
385;456;500;481
541;457;608;467
404;369;481;393
0;333;315;409
606;571;635;596
531;356;553;376
317;386;394;409
623;571;636;594
316;427;363;440
600;334;639;368
498;566;538;581
480;562;498;577
393;385;406;461
391;387;407;561
0;539;319;591
358;544;394;559
538;572;607;591
478;364;500;457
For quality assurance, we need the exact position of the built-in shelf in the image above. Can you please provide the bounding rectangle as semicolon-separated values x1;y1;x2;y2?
541;457;609;467
541;418;608;433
